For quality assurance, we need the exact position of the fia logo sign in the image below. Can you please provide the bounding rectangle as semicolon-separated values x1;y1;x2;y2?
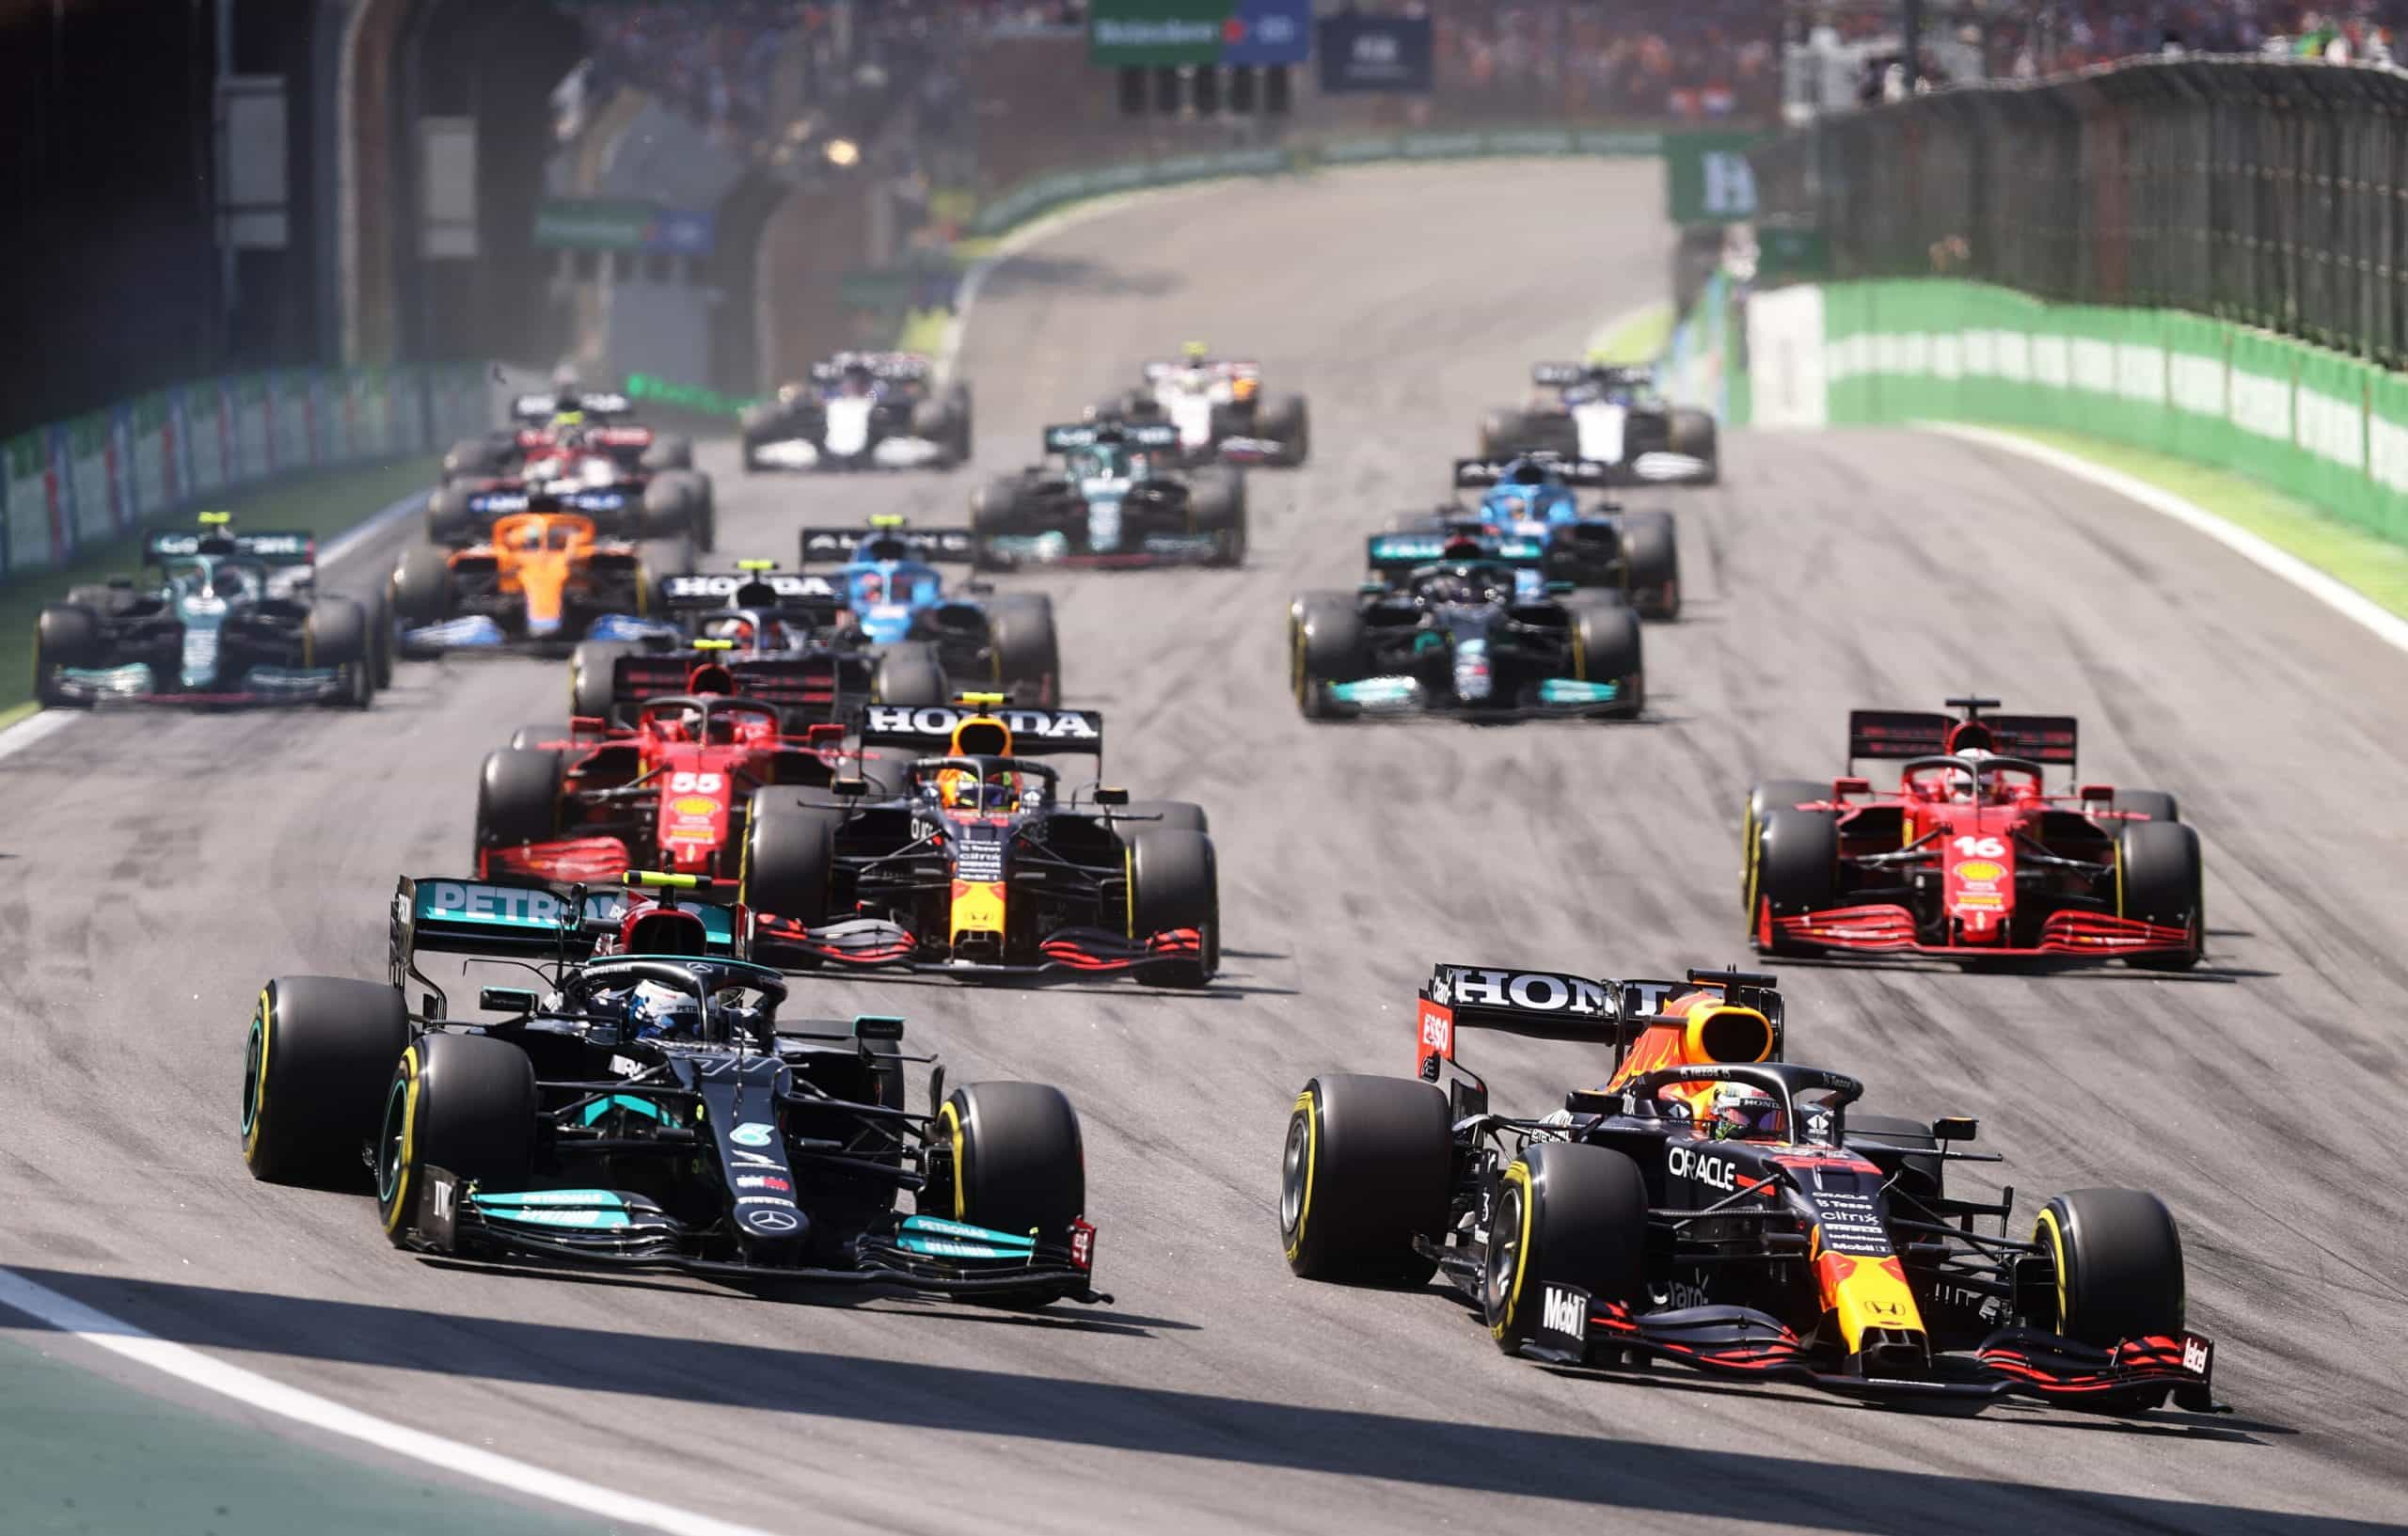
1541;1285;1588;1342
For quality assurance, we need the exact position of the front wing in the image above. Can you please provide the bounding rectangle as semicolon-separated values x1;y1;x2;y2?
753;916;1208;982
1759;900;2194;960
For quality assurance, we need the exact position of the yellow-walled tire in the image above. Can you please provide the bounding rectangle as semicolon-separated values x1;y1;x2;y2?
372;1033;536;1247
1483;1142;1646;1353
1279;1074;1450;1283
241;976;408;1188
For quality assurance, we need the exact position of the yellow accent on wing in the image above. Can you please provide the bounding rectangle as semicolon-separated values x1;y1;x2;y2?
950;879;1006;939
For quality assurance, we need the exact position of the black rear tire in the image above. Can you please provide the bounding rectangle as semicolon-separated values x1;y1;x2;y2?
1291;593;1365;719
390;545;452;626
375;1033;537;1246
642;435;695;472
742;798;845;926
1478;408;1525;457
873;641;949;708
1621;512;1680;621
242;975;410;1188
1191;469;1247;565
476;748;562;849
306;597;372;707
2117;818;2204;971
642;472;702;540
2036;1187;2186;1346
424;487;479;546
1259;393;1308;466
568;640;638;724
1751;805;1839;953
1280;1073;1450;1283
1485;1141;1647;1353
34;604;102;705
988;594;1059;705
1127;827;1216;987
1567;597;1644;716
931;1081;1085;1257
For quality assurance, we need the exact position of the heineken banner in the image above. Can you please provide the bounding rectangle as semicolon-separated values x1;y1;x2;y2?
0;361;489;580
1751;277;2408;547
1088;0;1310;67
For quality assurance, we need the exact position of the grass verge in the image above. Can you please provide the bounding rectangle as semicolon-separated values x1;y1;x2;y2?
1990;427;2408;623
1587;301;1674;363
0;454;437;720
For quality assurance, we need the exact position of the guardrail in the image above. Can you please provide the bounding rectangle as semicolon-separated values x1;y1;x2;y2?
0;364;492;580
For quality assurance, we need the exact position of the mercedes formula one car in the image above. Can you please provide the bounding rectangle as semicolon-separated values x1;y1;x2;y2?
1743;698;2203;968
241;872;1103;1306
1278;959;2223;1416
742;699;1218;986
388;503;691;658
970;420;1244;569
1289;531;1643;720
739;352;971;471
1100;343;1307;467
437;389;714;549
1479;363;1718;486
32;514;387;707
800;517;1061;705
1419;454;1680;620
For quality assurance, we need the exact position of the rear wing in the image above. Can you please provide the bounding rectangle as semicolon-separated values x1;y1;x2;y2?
389;875;742;979
799;526;974;565
655;571;842;611
1453;456;1614;488
1366;530;1545;574
1846;708;2079;769
610;653;872;725
511;390;632;421
1531;362;1650;388
1141;358;1258;381
462;485;635;520
1415;963;1786;1080
857;703;1104;757
1044;421;1178;453
144;530;315;569
810;355;930;383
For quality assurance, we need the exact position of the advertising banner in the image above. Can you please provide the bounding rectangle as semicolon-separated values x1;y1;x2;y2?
1088;0;1228;66
1664;131;1764;223
1317;15;1430;92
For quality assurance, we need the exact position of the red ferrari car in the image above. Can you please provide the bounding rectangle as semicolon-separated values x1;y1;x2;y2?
1742;698;2202;968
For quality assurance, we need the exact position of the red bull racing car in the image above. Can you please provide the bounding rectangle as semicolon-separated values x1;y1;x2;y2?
1742;698;2202;968
1279;960;2223;1416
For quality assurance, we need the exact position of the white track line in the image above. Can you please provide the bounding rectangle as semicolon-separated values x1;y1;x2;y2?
0;483;429;765
1924;420;2408;659
0;1268;779;1536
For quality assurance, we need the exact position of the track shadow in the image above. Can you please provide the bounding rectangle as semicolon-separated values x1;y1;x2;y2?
982;255;1182;301
8;1269;2377;1536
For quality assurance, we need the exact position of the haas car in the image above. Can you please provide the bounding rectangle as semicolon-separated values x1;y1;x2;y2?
1428;454;1680;620
742;698;1219;987
800;517;1062;706
739;352;971;471
1100;342;1307;467
1289;531;1642;720
436;388;714;550
478;656;870;884
241;872;1102;1307
1743;698;2203;968
33;514;386;707
1279;960;2222;1416
388;502;691;658
1480;362;1718;486
971;420;1244;569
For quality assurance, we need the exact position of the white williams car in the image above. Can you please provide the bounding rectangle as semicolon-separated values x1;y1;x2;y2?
739;352;971;472
1479;363;1719;486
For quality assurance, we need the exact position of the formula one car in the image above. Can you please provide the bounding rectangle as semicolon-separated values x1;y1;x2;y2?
1426;454;1680;619
436;389;713;549
1743;698;2202;968
1101;342;1306;467
240;871;1103;1306
800;517;1061;706
1479;363;1718;485
970;420;1244;569
742;698;1218;986
32;514;385;707
388;504;691;658
1289;531;1643;720
739;352;971;471
1278;960;2222;1416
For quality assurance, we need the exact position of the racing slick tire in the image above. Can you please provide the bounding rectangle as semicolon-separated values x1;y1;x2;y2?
366;585;395;689
2113;789;2181;825
968;477;1027;571
2116;818;2205;971
642;435;695;473
1750;805;1840;955
32;603;102;707
475;748;563;850
989;594;1060;705
1845;1114;1945;1204
636;536;696;598
1621;512;1681;621
568;640;639;723
375;1032;538;1247
1191;468;1247;566
242;975;410;1188
1291;593;1367;720
1477;408;1527;458
1259;392;1309;466
1117;800;1209;834
741;799;846;927
873;641;950;708
1280;1073;1450;1284
65;582;135;614
305;595;375;707
424;486;480;546
1669;408;1719;483
1485;1141;1648;1355
931;1081;1085;1296
642;470;705;541
2036;1188;2186;1349
943;382;974;463
441;435;508;484
1566;597;1644;717
1127;827;1217;988
390;544;453;627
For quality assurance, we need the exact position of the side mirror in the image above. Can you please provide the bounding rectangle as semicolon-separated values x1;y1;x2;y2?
1832;775;1871;798
1932;1116;1979;1143
853;1013;907;1042
480;986;539;1016
1356;580;1386;594
421;992;445;1021
2077;783;2115;803
832;776;869;799
1094;785;1131;807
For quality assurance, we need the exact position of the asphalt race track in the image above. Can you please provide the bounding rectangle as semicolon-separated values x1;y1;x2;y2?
3;160;2406;1534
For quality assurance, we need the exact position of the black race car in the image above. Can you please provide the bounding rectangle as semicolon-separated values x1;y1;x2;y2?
739;353;971;471
741;699;1218;986
241;873;1104;1306
1288;531;1643;720
969;421;1244;570
1479;362;1718;485
1279;959;2223;1416
32;515;387;707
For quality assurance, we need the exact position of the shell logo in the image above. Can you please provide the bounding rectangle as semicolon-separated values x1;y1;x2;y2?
673;796;719;816
1956;859;2004;883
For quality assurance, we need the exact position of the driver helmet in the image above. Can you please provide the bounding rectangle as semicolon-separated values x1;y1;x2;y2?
841;363;875;396
1706;1084;1784;1141
1953;748;1996;804
210;566;248;600
859;572;885;603
702;614;757;648
626;978;702;1040
1420;571;1478;607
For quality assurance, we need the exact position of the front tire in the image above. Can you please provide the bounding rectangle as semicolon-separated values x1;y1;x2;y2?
2117;818;2204;970
1291;593;1365;719
742;798;845;926
1485;1141;1647;1354
929;1082;1085;1302
1280;1073;1450;1283
2035;1188;2186;1347
1567;597;1644;716
242;976;410;1187
873;641;949;708
475;748;562;850
1127;827;1216;987
375;1033;537;1246
988;594;1059;705
1751;805;1839;954
1620;512;1680;621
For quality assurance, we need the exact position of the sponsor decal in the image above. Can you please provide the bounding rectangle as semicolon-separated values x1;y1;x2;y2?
735;1175;792;1193
1668;1144;1738;1192
861;705;1101;741
2183;1335;2211;1375
952;839;1006;883
1541;1285;1588;1341
1069;1220;1096;1271
1434;966;1609;1016
1812;1190;1893;1257
743;1207;800;1233
727;1148;782;1169
1954;893;2004;911
1955;859;2004;883
737;1195;798;1208
1418;1003;1453;1058
431;1177;456;1222
673;796;719;816
730;1121;776;1148
609;1054;642;1077
1660;1278;1711;1309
